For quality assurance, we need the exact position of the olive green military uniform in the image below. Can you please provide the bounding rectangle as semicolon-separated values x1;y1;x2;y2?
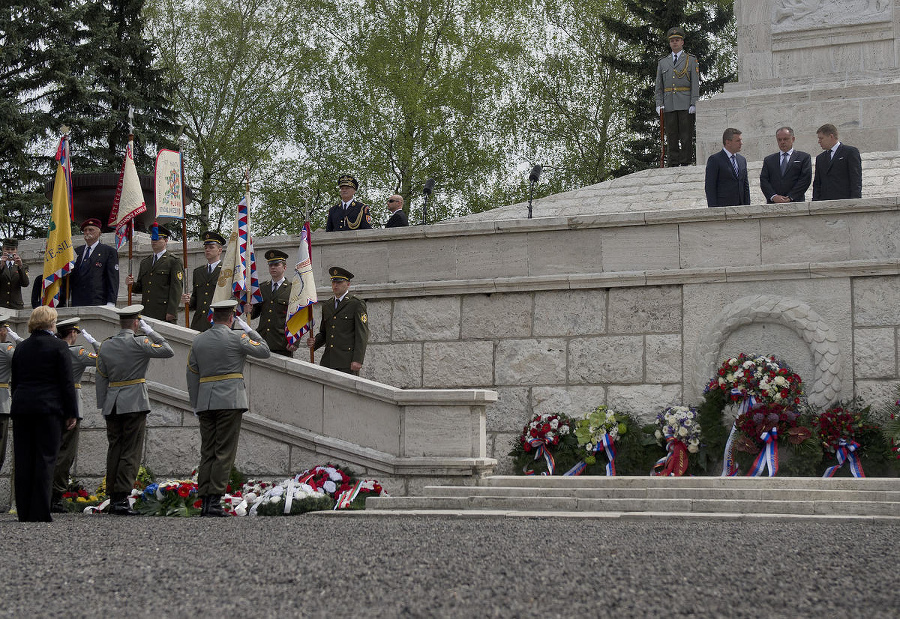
251;279;292;356
96;322;174;496
187;320;270;498
188;262;221;332
131;251;184;322
0;262;29;310
312;294;369;374
0;339;14;473
52;340;100;497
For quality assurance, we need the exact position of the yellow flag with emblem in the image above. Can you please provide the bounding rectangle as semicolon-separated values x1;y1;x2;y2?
42;135;76;306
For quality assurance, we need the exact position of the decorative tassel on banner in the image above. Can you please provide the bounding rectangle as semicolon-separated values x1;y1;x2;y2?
653;436;690;476
823;439;866;478
721;393;758;476
747;427;779;477
523;437;556;475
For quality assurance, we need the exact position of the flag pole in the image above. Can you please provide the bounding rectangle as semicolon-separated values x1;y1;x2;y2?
128;219;133;305
306;200;315;364
180;147;189;327
243;169;251;313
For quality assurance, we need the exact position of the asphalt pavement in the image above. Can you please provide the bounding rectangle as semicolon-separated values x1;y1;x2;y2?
0;512;897;618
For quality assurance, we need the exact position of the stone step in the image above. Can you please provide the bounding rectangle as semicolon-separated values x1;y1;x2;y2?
481;475;900;491
421;485;900;502
366;495;900;517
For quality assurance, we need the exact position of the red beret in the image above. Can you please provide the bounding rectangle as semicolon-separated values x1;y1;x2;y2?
81;218;102;230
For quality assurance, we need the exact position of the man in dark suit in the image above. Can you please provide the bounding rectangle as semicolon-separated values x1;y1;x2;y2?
251;249;295;356
326;174;373;232
705;127;751;207
126;224;184;322
812;123;862;201
10;306;77;522
69;218;120;307
307;267;369;375
760;126;812;203
385;194;409;228
0;238;29;309
182;231;225;332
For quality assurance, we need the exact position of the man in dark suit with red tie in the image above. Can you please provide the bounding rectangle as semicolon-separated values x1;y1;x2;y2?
812;123;862;201
705;128;751;207
69;218;120;307
760;127;812;204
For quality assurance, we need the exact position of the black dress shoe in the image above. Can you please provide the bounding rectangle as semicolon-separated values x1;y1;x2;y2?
109;500;138;516
203;496;228;518
50;499;68;514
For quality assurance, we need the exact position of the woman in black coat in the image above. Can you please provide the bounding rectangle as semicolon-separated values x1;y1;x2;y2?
10;306;77;522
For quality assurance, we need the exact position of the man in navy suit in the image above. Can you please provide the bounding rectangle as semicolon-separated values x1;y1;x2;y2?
384;194;409;228
812;123;862;201
69;218;119;307
705;128;750;207
760;127;812;203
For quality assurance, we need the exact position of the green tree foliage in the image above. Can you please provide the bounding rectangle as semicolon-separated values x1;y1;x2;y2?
600;0;735;175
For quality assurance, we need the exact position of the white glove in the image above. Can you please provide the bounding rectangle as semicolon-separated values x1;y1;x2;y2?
81;328;97;345
105;302;115;308
138;318;154;334
688;105;696;114
234;316;252;334
6;327;21;342
656;106;663;115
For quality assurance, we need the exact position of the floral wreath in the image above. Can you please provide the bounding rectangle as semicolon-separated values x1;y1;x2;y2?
652;405;701;476
572;406;630;476
510;413;577;475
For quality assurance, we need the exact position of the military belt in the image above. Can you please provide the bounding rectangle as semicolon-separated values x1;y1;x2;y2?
665;87;691;92
74;383;81;389
199;373;243;384
109;378;146;387
0;383;7;389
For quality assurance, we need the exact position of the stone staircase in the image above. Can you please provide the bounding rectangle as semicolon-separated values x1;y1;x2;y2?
365;476;900;518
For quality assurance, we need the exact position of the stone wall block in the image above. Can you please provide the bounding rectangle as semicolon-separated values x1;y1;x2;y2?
73;429;108;477
679;221;761;268
531;385;607;419
533;289;607;336
760;217;851;263
423;341;494;388
568;336;644;384
599;225;680;272
853;276;900;326
145;427;202;477
853;327;897;379
607;384;683;424
462;293;532;339
487;387;531;433
236;431;291;476
645;334;683;383
393;296;461;341
362;343;423;388
494;339;566;386
365;299;392;343
608;286;682;333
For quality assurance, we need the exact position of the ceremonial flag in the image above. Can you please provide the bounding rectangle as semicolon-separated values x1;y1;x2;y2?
285;221;317;346
210;191;262;318
108;137;147;249
154;149;184;219
41;136;76;306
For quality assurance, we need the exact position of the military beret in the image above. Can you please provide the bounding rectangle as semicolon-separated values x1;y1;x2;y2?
56;317;82;335
210;299;238;311
265;249;289;263
202;230;226;245
667;27;685;40
338;174;359;190
2;238;18;248
80;218;102;230
329;266;354;281
117;304;144;319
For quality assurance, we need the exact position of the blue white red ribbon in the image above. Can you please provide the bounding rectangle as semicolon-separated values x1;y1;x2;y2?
721;394;758;476
747;427;779;477
600;433;617;476
523;438;555;475
823;439;866;478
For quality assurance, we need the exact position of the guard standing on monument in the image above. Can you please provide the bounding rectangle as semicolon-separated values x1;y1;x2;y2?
50;317;100;513
0;238;29;310
655;27;700;167
0;314;22;476
252;249;295;357
306;267;369;375
187;299;270;517
325;174;373;232
181;231;225;332
95;305;174;516
68;218;119;307
126;224;184;323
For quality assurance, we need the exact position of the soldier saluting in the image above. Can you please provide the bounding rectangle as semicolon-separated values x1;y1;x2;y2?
307;267;369;375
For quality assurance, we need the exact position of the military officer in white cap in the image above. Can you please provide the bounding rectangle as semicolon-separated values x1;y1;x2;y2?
50;317;101;512
187;299;270;516
96;305;174;515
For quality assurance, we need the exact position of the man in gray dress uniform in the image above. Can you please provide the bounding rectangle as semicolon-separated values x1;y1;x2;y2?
654;27;700;167
96;305;174;515
50;317;101;512
0;314;22;475
187;299;270;516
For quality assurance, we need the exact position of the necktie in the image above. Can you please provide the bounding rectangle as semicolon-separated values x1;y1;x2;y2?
730;155;739;178
207;264;212;275
273;282;278;294
152;254;158;267
83;246;91;265
673;53;678;64
830;149;835;160
781;152;789;175
334;299;339;310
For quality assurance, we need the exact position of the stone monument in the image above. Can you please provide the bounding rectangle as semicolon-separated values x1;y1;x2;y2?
698;0;900;162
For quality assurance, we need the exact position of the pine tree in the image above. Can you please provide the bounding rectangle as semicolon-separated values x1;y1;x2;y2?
600;0;735;175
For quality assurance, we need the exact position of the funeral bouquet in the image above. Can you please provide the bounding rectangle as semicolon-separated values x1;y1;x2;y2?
248;478;334;516
705;353;803;407
733;403;810;451
574;406;628;464
510;412;579;475
814;404;877;454
134;479;202;516
651;405;702;476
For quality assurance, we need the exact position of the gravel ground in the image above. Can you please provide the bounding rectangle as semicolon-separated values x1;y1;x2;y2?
0;512;897;618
